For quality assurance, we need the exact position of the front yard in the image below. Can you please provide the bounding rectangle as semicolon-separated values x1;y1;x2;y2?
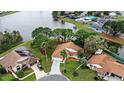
16;68;33;78
0;39;57;81
60;61;97;81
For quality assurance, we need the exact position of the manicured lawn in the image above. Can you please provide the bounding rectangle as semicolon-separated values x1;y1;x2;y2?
23;73;36;81
0;73;15;81
0;11;18;17
60;61;97;81
16;68;33;78
62;17;94;32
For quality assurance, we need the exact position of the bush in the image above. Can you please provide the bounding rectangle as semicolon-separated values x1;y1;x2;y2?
63;69;67;73
73;71;79;77
0;67;7;74
94;76;102;81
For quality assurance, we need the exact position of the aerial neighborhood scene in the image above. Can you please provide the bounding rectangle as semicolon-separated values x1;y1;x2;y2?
0;11;124;81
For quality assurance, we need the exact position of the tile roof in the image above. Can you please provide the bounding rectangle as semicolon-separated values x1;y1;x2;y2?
89;54;124;78
52;42;82;59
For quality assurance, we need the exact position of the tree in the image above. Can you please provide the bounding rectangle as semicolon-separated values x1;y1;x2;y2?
61;50;68;73
32;34;49;48
0;32;4;45
53;28;74;42
32;27;52;38
43;27;52;37
60;11;65;16
103;20;124;36
40;42;49;62
53;28;63;41
75;30;97;48
75;57;88;71
32;27;43;38
52;11;59;21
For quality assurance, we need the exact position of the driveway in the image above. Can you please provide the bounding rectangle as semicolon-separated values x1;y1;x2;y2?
49;60;61;75
31;64;47;80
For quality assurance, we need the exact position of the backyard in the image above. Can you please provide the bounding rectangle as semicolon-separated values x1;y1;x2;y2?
62;17;124;45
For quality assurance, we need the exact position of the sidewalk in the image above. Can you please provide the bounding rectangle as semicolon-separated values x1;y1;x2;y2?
31;64;47;80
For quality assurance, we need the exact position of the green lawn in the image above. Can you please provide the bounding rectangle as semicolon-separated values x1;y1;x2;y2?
0;11;18;17
60;61;97;81
0;73;15;81
23;73;36;81
16;68;33;78
62;18;94;32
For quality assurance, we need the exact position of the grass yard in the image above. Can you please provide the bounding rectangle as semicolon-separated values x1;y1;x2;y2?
23;73;36;81
0;73;15;81
16;68;33;78
0;11;17;17
60;61;97;81
62;17;94;32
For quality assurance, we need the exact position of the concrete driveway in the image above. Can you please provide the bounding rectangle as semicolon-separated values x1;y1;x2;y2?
31;64;47;80
50;60;61;75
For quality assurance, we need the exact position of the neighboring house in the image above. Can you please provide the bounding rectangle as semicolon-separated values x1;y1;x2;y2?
109;12;117;18
87;54;124;81
0;47;39;72
52;42;82;63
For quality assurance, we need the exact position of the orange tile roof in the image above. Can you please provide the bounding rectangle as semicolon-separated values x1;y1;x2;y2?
52;42;82;59
89;54;124;77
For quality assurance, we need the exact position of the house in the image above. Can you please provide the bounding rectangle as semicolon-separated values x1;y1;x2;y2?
109;12;117;18
52;42;82;63
87;54;124;81
0;47;39;72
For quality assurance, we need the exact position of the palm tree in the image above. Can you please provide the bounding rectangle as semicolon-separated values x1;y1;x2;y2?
60;50;68;73
75;57;88;71
41;42;48;62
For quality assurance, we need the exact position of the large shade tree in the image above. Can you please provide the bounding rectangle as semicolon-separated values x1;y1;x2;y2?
32;27;52;38
53;28;74;42
32;34;49;48
103;20;124;36
75;29;97;48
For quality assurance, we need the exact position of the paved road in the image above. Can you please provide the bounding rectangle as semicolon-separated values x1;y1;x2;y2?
49;60;61;75
31;64;47;80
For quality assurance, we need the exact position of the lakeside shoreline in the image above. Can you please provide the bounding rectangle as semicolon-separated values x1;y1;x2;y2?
0;11;18;17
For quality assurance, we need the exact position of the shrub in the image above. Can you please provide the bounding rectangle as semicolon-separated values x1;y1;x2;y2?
94;76;102;81
0;67;7;74
73;71;79;77
63;69;67;73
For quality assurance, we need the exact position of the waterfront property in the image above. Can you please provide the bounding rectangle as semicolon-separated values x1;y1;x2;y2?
87;53;124;81
0;47;39;73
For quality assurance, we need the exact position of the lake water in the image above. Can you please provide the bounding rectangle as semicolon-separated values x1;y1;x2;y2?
0;11;75;41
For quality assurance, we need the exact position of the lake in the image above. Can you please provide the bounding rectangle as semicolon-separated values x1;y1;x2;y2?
0;11;75;41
